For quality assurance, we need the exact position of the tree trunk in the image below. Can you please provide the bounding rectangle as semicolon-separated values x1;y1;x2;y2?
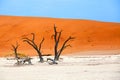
37;51;44;62
54;55;58;61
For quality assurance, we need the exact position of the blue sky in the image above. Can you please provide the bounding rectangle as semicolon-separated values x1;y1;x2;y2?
0;0;120;22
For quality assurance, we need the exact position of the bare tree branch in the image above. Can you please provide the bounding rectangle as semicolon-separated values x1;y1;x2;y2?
64;44;72;49
23;40;37;50
54;25;57;43
57;36;74;58
57;31;62;43
39;37;44;51
31;33;35;41
22;37;33;42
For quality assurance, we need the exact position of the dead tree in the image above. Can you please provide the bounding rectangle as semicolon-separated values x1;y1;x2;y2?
22;33;44;62
11;42;20;64
53;25;74;61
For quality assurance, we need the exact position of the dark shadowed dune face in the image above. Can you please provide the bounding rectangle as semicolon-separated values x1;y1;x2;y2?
0;15;120;56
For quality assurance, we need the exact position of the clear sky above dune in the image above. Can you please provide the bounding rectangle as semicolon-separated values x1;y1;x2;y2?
0;0;120;22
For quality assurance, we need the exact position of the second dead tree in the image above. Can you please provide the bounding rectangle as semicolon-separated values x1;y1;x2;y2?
23;33;44;63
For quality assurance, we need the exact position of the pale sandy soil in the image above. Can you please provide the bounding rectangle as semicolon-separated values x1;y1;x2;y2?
0;54;120;80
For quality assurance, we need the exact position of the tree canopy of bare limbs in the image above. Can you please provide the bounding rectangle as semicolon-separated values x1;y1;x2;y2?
53;24;74;61
22;33;44;62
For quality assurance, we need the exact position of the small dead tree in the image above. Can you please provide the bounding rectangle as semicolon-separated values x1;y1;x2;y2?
11;42;32;65
11;42;20;64
22;33;44;62
53;25;74;61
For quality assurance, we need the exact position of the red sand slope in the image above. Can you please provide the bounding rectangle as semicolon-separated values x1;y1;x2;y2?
0;15;120;56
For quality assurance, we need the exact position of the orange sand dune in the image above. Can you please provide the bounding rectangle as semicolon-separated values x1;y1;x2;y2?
0;15;120;56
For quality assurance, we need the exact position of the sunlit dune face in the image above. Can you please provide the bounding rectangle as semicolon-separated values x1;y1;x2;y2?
0;16;120;56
